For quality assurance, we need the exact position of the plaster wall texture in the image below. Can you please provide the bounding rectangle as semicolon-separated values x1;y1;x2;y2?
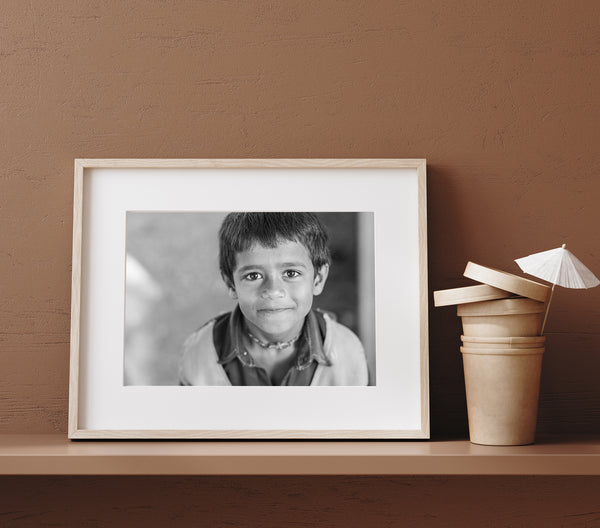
1;0;599;437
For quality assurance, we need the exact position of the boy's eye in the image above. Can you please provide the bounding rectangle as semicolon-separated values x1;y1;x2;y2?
244;272;262;281
283;270;301;279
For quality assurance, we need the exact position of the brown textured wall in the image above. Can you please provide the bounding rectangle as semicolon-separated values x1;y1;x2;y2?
4;0;598;437
1;1;599;525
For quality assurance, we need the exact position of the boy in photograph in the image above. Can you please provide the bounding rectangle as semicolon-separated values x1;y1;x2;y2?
179;212;368;386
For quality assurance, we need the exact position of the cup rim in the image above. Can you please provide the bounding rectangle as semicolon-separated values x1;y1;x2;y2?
460;346;545;356
461;335;545;344
457;297;545;316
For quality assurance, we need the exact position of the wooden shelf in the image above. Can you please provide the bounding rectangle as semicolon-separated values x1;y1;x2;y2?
0;434;598;475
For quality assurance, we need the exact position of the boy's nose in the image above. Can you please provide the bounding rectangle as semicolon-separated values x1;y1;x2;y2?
261;276;285;299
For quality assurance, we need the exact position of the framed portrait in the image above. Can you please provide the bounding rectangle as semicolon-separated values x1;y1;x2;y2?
68;159;429;439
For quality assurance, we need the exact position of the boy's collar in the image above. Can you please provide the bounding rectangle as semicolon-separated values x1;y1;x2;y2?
217;306;331;369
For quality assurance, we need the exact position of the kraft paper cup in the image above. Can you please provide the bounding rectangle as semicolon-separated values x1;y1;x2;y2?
461;335;546;349
457;298;545;337
460;346;544;446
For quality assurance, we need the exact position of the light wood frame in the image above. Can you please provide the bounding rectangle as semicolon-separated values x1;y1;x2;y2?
69;159;429;439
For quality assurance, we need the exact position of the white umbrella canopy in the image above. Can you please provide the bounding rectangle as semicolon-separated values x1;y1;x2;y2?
515;244;600;334
515;245;600;289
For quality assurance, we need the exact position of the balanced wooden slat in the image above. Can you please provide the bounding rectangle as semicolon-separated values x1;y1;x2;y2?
433;284;512;307
463;262;550;302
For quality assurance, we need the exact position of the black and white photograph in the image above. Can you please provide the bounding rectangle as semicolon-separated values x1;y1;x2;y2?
123;211;377;387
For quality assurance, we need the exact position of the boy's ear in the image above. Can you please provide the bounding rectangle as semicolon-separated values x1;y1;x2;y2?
312;264;329;296
222;273;238;300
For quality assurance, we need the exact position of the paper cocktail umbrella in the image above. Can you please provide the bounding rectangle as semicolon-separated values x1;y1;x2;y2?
515;244;600;335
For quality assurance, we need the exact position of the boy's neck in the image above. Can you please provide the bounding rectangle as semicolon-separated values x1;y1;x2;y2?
246;329;301;350
243;318;305;347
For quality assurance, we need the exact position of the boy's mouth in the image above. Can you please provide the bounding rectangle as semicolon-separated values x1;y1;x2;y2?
257;307;293;313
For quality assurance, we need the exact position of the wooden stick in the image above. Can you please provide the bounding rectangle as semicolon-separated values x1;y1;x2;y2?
540;283;556;336
540;243;566;335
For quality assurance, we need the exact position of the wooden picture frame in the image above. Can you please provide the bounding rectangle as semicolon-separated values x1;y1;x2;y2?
69;159;429;439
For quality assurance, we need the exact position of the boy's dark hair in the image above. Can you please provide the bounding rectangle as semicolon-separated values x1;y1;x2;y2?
219;212;331;287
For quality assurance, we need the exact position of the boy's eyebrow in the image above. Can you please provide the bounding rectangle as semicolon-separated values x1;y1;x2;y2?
280;261;309;268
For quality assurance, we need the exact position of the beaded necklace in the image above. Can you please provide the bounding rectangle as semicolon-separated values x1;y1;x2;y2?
246;330;300;351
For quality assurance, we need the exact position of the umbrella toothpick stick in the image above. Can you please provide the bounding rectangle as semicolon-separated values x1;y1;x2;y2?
540;283;555;336
540;243;565;336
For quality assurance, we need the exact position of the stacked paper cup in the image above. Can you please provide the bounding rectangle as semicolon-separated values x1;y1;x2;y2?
434;262;551;446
